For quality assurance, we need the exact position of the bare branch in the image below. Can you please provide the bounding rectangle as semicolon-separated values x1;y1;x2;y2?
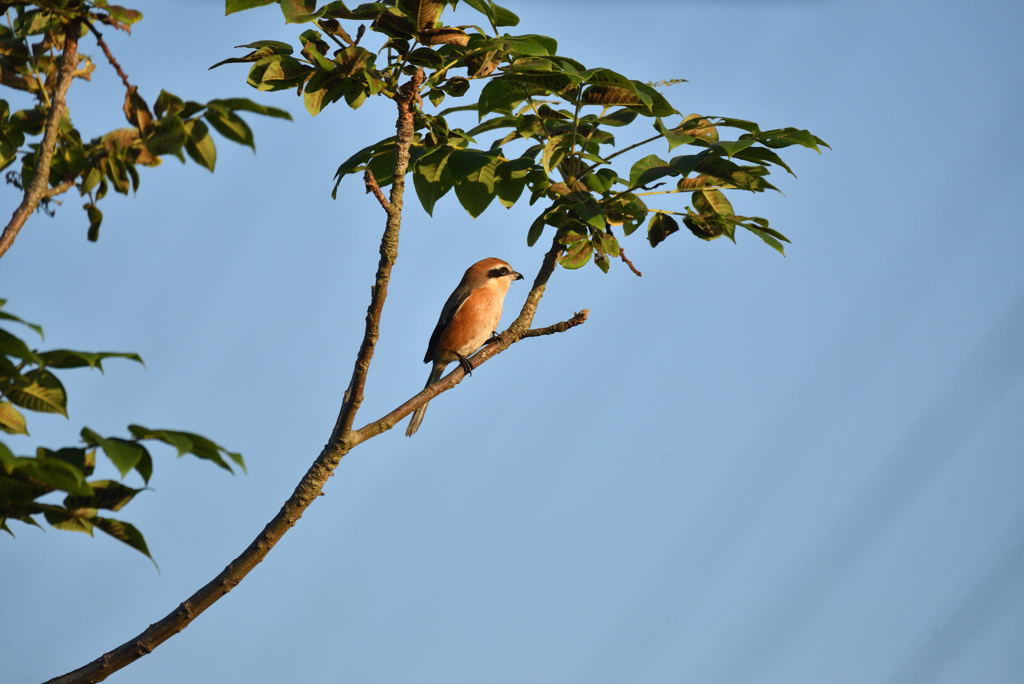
0;20;81;261
83;18;132;92
363;169;391;214
521;309;589;338
43;178;77;199
333;67;424;440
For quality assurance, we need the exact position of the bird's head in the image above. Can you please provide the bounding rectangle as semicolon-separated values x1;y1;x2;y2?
465;257;524;290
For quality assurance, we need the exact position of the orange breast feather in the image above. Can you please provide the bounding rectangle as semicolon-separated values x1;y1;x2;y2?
437;288;502;360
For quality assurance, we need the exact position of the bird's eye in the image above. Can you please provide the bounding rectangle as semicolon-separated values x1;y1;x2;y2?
500;267;509;275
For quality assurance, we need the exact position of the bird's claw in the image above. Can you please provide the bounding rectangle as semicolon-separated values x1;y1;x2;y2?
456;353;474;376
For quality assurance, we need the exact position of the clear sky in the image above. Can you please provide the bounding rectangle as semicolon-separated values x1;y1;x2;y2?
3;0;1024;682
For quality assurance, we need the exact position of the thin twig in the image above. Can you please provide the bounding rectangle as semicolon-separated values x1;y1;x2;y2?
0;19;81;261
363;169;391;213
83;18;131;92
605;225;641;277
520;309;589;338
618;248;642;277
43;178;77;199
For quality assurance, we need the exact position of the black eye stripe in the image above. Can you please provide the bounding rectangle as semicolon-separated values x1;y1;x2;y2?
488;267;509;278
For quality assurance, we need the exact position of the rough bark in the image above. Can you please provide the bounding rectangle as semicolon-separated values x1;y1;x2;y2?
0;21;81;261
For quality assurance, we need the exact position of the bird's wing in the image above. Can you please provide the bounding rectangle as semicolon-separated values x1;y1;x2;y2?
424;287;471;363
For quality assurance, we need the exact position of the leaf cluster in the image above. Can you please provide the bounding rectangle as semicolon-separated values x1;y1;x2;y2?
0;1;291;241
0;300;244;561
222;0;827;266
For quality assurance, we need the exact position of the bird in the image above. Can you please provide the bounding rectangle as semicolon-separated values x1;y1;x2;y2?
406;257;524;437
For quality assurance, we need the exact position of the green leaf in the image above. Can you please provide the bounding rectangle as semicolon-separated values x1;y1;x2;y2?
22;457;93;497
204;106;255;149
0;328;41;364
744;223;787;256
454;154;502;218
184;119;216;171
207;98;292;120
93;517;155;563
128;425;245;474
64;480;142;513
527;215;545;246
143;115;186;156
247;54;312;92
693;188;734;216
41;447;94;477
647;213;679;248
566;191;606;231
478;79;539;117
628;154;673;189
407;47;445;69
489;2;519;26
592;229;620;257
599;109;638;127
371;8;417;39
210;40;295;70
80;429;147;478
280;0;323;23
514;34;557;56
632;82;676;117
36;350;143;371
669;150;712;179
681;114;718;143
558;237;592;269
0;308;43;339
713;139;757;159
761;127;826;152
412;146;455;215
447;148;500;181
655;118;696;151
460;0;492;21
541;135;568;178
85;203;103;242
8;369;67;417
733;145;795;176
493;156;534;208
303;71;344;116
0;402;28;435
44;508;94;535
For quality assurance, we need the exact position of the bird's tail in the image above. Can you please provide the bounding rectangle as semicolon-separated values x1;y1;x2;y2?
406;361;446;437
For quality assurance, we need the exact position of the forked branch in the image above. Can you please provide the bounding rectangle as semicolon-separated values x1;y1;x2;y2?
45;73;588;684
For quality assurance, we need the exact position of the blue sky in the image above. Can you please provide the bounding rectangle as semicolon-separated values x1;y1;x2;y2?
2;0;1024;682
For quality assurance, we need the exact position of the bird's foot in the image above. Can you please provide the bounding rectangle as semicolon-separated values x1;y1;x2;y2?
456;353;474;376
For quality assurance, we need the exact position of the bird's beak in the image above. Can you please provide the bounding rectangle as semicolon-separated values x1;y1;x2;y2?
513;271;524;281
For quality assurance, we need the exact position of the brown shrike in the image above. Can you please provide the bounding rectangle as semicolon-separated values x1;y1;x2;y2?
405;257;524;436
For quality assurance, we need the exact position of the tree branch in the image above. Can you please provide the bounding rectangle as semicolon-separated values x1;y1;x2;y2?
363;169;391;214
83;18;132;92
520;309;589;338
333;67;423;440
0;20;80;261
44;69;427;684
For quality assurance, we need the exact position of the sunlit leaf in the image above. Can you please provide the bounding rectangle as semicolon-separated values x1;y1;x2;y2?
8;369;66;417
